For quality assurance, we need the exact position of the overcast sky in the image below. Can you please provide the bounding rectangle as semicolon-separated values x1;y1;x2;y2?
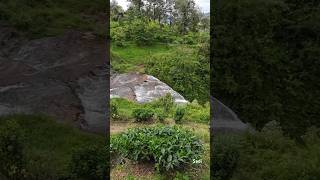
114;0;210;13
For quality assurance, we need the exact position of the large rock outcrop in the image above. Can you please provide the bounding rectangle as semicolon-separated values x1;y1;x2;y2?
211;96;249;133
0;25;108;133
110;73;188;104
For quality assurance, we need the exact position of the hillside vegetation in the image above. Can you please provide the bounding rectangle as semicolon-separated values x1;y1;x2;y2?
110;1;210;178
212;0;320;138
0;115;107;179
211;0;320;179
0;0;107;38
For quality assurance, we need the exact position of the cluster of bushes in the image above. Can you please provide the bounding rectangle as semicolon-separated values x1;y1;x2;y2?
111;18;209;47
146;45;209;104
0;115;108;179
111;19;175;47
211;122;320;180
110;95;209;124
111;125;204;171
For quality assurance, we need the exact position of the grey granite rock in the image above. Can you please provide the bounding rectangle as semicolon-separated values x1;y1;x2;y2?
110;73;188;104
211;96;249;133
0;25;108;133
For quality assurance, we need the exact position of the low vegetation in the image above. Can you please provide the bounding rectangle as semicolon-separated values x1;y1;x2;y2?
211;122;320;180
0;114;107;179
111;95;209;124
111;126;203;171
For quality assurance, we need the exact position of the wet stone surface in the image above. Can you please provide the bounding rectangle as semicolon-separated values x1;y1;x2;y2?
0;25;108;133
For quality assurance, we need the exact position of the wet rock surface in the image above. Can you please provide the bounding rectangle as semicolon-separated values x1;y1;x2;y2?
110;73;188;104
210;96;249;133
0;25;108;133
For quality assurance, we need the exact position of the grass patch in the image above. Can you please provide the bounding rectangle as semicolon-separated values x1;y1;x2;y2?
111;43;194;73
0;114;105;178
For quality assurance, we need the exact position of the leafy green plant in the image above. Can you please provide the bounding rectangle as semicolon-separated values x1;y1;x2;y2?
132;108;154;122
69;145;108;180
156;111;167;123
174;106;186;124
111;126;203;171
111;101;120;120
0;120;27;179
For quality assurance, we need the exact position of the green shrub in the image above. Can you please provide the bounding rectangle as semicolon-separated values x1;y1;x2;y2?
111;101;120;120
132;108;154;122
211;135;241;180
111;24;127;47
150;93;175;113
146;47;209;104
69;145;108;180
174;106;186;124
184;100;210;123
0;120;27;179
111;126;203;171
156;111;167;123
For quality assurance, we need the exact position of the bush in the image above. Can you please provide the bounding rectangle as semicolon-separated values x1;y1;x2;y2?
174;106;186;124
0;120;27;179
184;100;210;123
156;111;167;123
111;126;203;171
146;47;209;104
69;145;108;180
132;108;154;122
110;101;120;120
211;135;241;180
151;93;175;113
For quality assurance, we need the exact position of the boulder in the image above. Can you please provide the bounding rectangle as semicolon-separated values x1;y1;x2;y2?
210;96;249;133
0;25;108;133
110;73;188;104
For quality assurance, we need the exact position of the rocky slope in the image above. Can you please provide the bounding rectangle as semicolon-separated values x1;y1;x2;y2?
0;25;108;133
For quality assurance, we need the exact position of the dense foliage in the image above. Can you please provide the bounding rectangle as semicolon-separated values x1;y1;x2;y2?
111;0;209;46
132;108;155;122
111;126;204;171
0;0;106;38
146;44;209;103
0;120;26;179
211;123;320;180
174;106;186;124
212;0;320;138
69;145;108;180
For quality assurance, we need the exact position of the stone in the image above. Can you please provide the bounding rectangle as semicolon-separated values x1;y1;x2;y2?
210;96;249;133
0;25;108;133
110;73;188;104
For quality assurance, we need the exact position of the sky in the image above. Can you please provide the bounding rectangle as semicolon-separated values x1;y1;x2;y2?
114;0;210;13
